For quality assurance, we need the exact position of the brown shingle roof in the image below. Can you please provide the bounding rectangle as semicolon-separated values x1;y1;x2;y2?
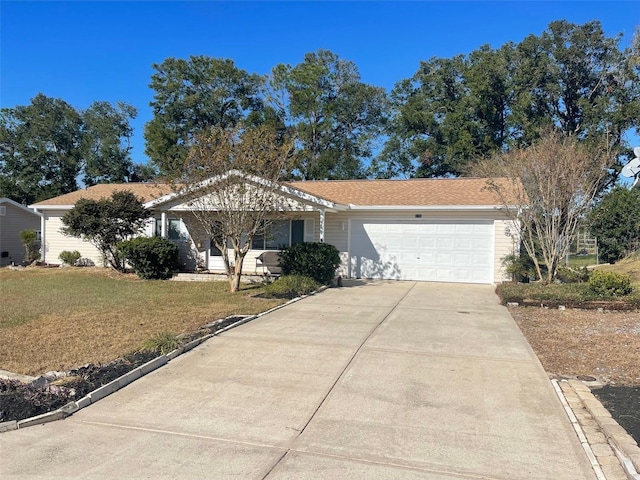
286;177;517;206
31;183;172;207
31;177;519;208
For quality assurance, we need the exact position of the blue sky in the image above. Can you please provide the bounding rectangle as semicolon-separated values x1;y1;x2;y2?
2;1;639;167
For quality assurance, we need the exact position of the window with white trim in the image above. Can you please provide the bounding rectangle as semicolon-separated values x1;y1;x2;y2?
251;219;309;250
155;218;187;241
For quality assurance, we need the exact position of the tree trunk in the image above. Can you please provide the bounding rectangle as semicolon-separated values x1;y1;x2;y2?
227;249;246;293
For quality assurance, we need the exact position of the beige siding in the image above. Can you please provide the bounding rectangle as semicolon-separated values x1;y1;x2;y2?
42;211;103;265
494;219;519;282
324;213;349;277
0;203;41;266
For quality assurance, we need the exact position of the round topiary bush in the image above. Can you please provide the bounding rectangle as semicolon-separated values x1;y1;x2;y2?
117;237;181;280
588;270;634;297
278;242;341;285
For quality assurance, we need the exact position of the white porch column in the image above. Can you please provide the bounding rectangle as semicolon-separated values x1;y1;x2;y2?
161;211;168;238
319;209;325;242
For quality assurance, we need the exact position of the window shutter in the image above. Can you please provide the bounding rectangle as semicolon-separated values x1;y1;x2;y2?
303;219;315;242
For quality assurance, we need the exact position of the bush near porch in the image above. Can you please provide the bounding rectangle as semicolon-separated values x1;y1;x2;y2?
0;268;285;376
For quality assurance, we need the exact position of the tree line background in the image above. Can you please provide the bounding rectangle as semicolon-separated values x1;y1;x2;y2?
2;20;639;205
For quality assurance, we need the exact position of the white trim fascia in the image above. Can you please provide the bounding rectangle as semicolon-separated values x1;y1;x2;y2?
2;198;42;216
163;204;342;214
145;170;348;211
346;204;514;211
28;204;75;211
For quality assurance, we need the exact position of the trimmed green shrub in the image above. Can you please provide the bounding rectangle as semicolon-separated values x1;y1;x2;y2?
59;250;81;266
262;275;320;299
502;253;538;282
279;242;341;285
117;237;180;280
141;332;179;355
588;270;634;297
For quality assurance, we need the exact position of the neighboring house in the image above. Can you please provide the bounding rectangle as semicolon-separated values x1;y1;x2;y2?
30;174;521;284
0;198;42;267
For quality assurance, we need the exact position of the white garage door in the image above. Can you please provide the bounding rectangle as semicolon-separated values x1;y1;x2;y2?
349;220;494;284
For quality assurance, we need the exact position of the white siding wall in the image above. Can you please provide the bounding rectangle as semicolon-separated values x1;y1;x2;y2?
42;211;103;266
0;203;41;266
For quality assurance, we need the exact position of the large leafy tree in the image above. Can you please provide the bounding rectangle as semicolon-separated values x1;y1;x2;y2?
81;101;137;186
375;49;513;178
511;21;638;157
379;20;639;179
61;190;151;272
144;56;265;176
0;94;141;205
270;50;388;180
588;187;640;263
0;94;83;204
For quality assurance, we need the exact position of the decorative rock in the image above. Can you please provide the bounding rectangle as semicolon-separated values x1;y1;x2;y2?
558;305;566;310
506;302;519;307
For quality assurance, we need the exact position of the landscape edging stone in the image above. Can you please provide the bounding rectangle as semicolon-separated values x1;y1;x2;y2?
570;380;640;479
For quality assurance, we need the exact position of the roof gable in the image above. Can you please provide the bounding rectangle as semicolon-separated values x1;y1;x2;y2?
146;170;341;211
1;198;42;216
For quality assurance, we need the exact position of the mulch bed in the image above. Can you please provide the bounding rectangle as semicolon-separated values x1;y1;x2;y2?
592;386;640;445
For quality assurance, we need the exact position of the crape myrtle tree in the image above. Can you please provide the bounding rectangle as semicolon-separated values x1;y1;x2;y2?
473;131;613;284
588;187;640;263
61;190;151;272
376;20;639;181
0;94;141;205
178;124;295;292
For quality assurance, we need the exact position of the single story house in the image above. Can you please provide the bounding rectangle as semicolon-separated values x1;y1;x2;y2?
0;198;42;267
30;174;520;284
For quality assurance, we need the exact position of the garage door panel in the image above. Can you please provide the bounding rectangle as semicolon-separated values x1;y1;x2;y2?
350;220;493;284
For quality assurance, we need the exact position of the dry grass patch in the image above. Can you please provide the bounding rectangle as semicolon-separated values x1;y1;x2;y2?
596;252;640;283
0;267;284;375
512;308;640;385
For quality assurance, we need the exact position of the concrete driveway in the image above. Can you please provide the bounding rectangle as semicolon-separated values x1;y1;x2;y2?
1;281;596;479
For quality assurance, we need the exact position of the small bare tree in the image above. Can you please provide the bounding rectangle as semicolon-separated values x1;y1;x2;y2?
473;131;613;284
177;124;294;292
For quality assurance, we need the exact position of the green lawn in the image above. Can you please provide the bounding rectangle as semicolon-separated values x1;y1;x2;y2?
0;267;285;375
566;253;598;268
